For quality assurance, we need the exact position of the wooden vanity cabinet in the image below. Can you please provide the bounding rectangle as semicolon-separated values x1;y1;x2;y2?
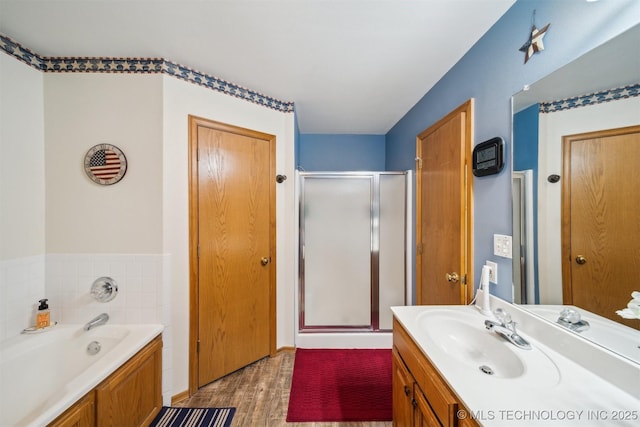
393;319;480;427
48;335;162;427
49;392;96;427
414;385;443;426
96;335;163;427
393;349;441;426
392;350;415;425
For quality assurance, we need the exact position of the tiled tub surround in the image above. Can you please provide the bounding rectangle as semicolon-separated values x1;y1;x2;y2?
0;253;173;405
0;254;45;342
46;253;163;325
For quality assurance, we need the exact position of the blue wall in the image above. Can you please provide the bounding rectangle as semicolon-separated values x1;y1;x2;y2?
513;104;539;173
513;103;539;302
385;0;640;300
298;134;386;171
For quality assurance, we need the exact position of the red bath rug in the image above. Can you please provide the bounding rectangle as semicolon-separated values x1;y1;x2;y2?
286;348;392;422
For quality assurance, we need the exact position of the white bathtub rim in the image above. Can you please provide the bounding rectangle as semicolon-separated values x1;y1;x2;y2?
1;323;163;427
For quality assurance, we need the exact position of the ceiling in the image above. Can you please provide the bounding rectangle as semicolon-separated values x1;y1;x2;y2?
0;0;515;134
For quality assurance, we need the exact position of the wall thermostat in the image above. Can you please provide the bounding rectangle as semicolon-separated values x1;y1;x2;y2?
472;137;504;177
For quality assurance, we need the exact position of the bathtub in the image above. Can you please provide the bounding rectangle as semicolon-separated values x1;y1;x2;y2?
0;323;163;427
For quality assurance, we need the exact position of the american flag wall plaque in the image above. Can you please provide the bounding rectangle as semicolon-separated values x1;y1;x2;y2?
84;144;127;185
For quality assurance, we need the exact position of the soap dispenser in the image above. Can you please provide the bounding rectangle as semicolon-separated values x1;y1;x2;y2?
36;299;50;329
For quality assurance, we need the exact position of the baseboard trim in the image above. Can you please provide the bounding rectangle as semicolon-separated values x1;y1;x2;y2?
171;390;190;404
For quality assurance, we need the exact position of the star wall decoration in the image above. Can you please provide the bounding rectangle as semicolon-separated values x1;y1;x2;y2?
519;22;550;64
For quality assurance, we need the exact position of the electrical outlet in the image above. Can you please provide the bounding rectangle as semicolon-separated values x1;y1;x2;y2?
485;261;498;284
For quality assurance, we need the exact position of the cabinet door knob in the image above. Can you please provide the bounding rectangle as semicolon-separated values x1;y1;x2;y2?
404;385;411;396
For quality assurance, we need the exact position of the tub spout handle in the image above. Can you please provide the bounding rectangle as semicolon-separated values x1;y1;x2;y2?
84;313;109;331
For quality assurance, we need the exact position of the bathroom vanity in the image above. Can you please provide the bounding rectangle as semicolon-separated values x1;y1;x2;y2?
393;317;478;426
392;298;640;426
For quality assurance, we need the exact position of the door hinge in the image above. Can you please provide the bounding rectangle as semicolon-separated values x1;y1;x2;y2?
417;243;423;254
415;156;423;170
197;340;200;353
197;244;200;258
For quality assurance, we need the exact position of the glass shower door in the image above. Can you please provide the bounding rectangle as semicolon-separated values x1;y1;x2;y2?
300;175;373;329
299;172;406;332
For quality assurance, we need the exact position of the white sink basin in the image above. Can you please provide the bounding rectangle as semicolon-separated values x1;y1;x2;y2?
418;313;525;378
414;308;561;386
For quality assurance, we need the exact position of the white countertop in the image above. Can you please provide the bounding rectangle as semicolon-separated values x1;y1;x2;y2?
392;299;640;427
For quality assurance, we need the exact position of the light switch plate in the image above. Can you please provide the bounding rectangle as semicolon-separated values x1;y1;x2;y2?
493;234;512;259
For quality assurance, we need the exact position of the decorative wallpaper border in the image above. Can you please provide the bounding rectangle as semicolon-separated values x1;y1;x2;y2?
540;83;639;113
0;33;294;113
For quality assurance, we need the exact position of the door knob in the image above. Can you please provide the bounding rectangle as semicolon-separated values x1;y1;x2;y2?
261;257;270;266
575;255;587;265
445;272;459;283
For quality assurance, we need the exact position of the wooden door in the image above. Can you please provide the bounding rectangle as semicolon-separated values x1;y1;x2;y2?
416;100;474;305
189;116;276;391
562;125;640;330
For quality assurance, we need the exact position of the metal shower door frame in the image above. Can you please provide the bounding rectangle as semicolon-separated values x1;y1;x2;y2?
298;171;407;332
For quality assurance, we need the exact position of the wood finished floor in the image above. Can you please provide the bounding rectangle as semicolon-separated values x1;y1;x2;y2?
176;350;393;427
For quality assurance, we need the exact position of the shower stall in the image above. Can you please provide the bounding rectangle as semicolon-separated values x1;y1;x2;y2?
296;171;411;348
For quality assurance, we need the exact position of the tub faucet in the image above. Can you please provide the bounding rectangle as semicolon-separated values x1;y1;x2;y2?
84;313;109;331
484;308;531;350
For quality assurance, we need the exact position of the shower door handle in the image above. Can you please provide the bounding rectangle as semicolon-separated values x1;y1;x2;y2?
445;272;459;283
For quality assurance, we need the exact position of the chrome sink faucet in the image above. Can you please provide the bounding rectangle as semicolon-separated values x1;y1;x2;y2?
485;308;531;350
84;313;109;331
556;308;590;332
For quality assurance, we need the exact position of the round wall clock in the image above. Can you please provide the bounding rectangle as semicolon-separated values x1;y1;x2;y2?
84;144;127;185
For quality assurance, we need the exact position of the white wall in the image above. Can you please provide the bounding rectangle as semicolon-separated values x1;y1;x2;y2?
1;51;296;399
537;97;640;304
44;73;163;253
0;53;45;340
0;54;45;260
162;76;296;395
